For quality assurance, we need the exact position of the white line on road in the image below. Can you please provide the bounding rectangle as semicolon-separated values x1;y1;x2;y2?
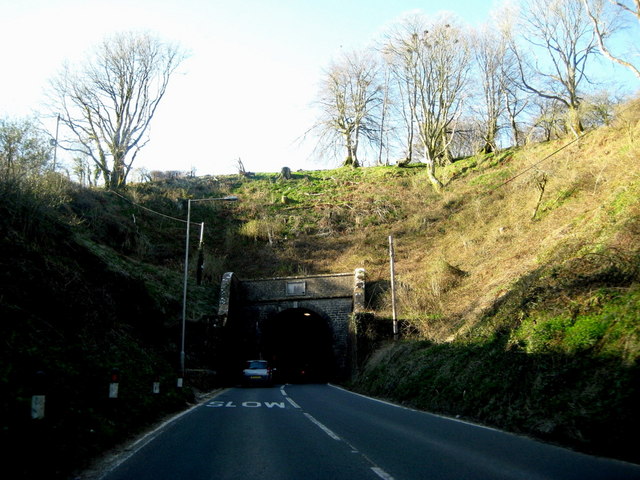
96;390;225;479
371;467;396;480
329;383;501;432
303;412;341;441
280;386;398;480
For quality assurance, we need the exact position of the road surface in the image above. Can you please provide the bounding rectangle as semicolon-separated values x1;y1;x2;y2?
99;384;640;480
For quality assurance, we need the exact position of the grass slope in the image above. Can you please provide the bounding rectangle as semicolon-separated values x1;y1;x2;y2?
224;99;640;462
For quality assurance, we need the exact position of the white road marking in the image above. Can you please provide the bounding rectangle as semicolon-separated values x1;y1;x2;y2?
99;390;223;478
371;467;396;480
303;412;341;441
285;397;301;409
277;386;399;480
206;400;286;409
329;383;501;432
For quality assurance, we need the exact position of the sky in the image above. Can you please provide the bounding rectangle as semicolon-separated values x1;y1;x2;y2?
0;0;638;177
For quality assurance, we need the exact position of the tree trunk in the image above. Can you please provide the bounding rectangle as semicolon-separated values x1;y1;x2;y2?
343;135;360;167
424;147;443;190
510;114;520;147
480;119;498;154
109;154;127;189
566;106;583;138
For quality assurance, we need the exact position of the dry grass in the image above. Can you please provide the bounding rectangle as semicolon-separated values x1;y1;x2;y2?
223;97;640;342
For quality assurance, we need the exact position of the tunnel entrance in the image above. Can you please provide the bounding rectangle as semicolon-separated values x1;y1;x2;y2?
261;308;335;383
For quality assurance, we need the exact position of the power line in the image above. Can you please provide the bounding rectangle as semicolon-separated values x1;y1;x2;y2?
107;189;194;225
491;98;639;193
490;131;590;193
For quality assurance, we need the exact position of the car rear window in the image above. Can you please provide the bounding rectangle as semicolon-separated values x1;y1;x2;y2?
247;361;267;369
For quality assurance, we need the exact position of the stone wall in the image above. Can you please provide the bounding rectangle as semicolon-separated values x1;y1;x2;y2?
218;269;365;379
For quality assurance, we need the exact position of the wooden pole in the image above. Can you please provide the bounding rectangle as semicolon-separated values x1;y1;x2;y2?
389;235;398;339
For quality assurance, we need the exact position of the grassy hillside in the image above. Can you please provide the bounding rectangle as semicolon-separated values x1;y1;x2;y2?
226;102;639;344
1;97;639;476
224;99;640;462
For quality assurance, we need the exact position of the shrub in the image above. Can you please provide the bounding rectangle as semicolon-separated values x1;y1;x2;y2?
564;315;609;352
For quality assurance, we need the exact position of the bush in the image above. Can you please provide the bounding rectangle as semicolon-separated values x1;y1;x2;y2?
564;315;608;352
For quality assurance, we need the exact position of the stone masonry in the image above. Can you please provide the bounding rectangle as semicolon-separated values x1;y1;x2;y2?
218;269;365;379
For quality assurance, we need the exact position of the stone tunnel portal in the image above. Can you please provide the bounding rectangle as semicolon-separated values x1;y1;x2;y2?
218;269;366;382
261;308;335;383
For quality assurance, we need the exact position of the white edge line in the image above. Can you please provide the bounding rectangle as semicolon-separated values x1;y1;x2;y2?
328;383;501;433
303;412;341;441
97;390;226;479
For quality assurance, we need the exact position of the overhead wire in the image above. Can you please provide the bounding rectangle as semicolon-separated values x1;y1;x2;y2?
107;189;195;225
489;130;591;193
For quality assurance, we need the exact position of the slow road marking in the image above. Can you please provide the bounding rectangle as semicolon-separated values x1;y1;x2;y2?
206;400;285;408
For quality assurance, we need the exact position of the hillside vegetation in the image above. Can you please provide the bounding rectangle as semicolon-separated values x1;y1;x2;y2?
228;99;640;463
1;99;639;476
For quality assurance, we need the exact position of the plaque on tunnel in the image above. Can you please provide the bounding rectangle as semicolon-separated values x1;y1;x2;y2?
286;280;306;296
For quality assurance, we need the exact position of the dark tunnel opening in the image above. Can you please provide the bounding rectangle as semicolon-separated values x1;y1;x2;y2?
261;308;335;384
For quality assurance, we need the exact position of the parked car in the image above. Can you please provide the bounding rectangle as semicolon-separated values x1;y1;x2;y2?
242;360;272;386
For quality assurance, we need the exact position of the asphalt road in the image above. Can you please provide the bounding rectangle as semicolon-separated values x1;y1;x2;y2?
99;384;640;480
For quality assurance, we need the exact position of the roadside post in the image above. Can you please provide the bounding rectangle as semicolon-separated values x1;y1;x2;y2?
109;368;120;399
31;370;47;420
389;235;399;340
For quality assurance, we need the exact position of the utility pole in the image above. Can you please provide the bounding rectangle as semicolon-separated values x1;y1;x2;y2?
196;222;205;286
179;195;238;388
389;235;399;339
50;114;60;171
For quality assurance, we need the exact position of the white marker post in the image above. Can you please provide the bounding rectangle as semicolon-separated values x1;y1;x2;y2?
31;371;46;420
31;395;46;420
389;235;399;339
109;369;120;399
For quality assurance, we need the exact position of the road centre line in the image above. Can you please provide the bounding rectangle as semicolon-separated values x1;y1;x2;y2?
303;412;342;440
285;397;301;409
281;386;397;480
371;467;396;480
302;411;395;479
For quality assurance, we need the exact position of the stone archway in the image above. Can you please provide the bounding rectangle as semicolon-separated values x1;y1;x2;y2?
217;269;366;381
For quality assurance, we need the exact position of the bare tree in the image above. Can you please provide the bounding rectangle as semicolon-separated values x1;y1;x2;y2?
0;118;51;179
582;0;640;79
49;31;186;189
376;65;392;166
310;50;382;167
488;3;531;147
384;14;471;189
382;23;420;166
514;0;606;137
71;155;100;187
472;25;509;154
503;55;531;147
528;97;567;142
